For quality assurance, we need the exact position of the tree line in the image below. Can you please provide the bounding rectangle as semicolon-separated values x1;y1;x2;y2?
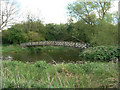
2;1;118;46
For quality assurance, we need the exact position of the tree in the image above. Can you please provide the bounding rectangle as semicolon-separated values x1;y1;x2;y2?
45;23;68;41
7;26;25;44
67;1;111;26
2;19;46;44
0;0;19;30
2;30;11;44
26;31;45;42
91;22;118;46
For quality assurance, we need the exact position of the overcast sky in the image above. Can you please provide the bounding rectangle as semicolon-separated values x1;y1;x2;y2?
16;0;119;24
17;0;76;24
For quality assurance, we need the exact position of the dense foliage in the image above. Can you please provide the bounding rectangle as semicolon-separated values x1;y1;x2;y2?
67;2;112;25
2;21;45;44
80;46;118;61
2;20;118;46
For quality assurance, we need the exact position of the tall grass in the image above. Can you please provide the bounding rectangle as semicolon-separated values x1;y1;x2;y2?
2;60;119;88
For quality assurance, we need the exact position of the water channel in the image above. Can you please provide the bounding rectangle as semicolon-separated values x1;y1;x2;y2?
3;46;83;63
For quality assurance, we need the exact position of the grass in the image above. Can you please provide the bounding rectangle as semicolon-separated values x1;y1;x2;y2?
2;60;119;88
2;45;80;53
2;45;27;53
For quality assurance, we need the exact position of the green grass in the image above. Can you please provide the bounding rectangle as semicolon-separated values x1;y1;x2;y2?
2;60;119;88
2;45;27;53
2;45;80;53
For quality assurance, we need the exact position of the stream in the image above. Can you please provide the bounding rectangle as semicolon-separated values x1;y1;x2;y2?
2;47;83;63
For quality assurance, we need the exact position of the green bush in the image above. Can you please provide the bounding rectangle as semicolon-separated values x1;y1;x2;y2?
27;47;42;53
80;46;118;61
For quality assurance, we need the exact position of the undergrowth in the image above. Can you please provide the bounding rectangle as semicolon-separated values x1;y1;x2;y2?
2;60;119;88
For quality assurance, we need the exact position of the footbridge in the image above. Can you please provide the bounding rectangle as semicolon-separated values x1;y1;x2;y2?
20;41;90;49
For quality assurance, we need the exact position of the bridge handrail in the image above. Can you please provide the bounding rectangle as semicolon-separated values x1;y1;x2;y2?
20;41;90;49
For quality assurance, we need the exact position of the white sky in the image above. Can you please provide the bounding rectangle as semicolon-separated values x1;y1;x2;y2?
17;0;76;24
15;0;119;24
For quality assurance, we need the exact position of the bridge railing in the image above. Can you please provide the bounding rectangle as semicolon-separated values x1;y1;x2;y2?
20;41;90;49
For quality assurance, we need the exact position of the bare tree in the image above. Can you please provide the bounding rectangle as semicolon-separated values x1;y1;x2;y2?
0;0;18;30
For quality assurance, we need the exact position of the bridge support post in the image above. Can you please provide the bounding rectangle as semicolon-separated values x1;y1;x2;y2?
74;42;76;48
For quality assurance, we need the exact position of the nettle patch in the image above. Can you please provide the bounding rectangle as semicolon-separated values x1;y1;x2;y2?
80;46;118;61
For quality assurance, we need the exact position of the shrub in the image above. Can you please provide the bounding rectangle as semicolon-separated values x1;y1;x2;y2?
27;47;42;53
80;46;118;61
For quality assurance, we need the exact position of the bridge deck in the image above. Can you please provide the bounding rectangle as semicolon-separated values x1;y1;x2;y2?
20;41;90;49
